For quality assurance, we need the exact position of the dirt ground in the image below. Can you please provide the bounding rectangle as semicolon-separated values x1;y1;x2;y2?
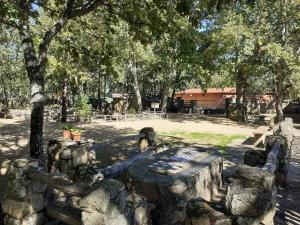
0;114;256;163
0;114;299;224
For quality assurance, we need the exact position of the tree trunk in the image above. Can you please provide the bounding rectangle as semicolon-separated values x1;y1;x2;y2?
170;70;181;104
160;82;169;112
97;71;101;109
129;60;142;112
275;63;285;123
61;76;68;122
236;69;244;105
235;69;247;121
29;78;45;159
275;0;288;123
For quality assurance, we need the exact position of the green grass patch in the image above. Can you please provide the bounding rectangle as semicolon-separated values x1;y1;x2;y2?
158;131;247;148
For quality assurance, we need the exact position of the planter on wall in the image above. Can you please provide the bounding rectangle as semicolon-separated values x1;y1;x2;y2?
72;133;81;142
63;130;71;139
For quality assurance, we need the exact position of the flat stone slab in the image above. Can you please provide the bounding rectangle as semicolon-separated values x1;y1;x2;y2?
128;146;223;225
128;147;223;203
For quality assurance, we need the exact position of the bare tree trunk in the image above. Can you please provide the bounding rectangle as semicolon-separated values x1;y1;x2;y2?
61;76;68;122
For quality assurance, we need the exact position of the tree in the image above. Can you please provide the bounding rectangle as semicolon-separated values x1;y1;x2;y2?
0;0;241;158
201;0;299;121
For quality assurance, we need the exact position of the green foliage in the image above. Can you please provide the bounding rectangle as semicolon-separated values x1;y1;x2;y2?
74;95;92;119
127;108;137;114
70;128;81;135
62;123;74;131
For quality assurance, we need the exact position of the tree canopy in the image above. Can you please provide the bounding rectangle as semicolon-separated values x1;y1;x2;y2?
0;0;299;158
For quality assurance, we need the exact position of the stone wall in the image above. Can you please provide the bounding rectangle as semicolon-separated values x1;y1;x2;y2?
225;165;276;225
0;159;151;225
227;118;294;225
1;159;46;225
79;179;151;225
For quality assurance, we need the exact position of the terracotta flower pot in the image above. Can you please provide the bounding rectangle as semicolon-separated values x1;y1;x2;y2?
63;130;71;139
72;133;81;142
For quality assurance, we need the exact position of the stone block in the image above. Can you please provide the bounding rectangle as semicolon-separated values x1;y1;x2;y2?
128;147;223;225
4;216;21;225
244;150;266;167
260;207;275;225
21;213;43;225
126;193;151;225
226;165;277;222
0;160;11;175
237;217;260;225
186;198;230;225
80;179;128;225
279;118;294;149
2;199;34;220
72;149;89;167
234;165;275;190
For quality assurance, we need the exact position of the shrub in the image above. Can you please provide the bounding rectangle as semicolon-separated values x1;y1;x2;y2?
74;95;92;120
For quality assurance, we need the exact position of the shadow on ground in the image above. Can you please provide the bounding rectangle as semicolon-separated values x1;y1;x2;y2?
167;114;256;128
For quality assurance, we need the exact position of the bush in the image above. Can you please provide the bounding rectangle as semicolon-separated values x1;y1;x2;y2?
127;108;137;114
74;95;92;120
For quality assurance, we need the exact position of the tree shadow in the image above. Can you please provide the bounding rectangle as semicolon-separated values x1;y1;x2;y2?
166;113;256;128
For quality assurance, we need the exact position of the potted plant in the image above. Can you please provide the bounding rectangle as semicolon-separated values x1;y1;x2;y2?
62;124;73;139
70;128;81;142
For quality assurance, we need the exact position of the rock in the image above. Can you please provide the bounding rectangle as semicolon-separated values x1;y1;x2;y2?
259;206;275;225
2;159;45;221
214;218;232;225
279;118;294;149
2;199;34;220
226;165;277;223
236;217;260;225
126;193;151;225
0;160;11;175
139;127;156;145
72;149;89;167
229;188;273;216
168;180;187;194
244;150;266;167
128;147;223;225
21;213;43;225
4;216;21;225
80;179;128;225
234;165;275;191
186;198;229;225
265;135;288;158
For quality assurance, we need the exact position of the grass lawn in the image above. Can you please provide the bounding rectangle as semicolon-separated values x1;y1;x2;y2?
158;131;247;148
